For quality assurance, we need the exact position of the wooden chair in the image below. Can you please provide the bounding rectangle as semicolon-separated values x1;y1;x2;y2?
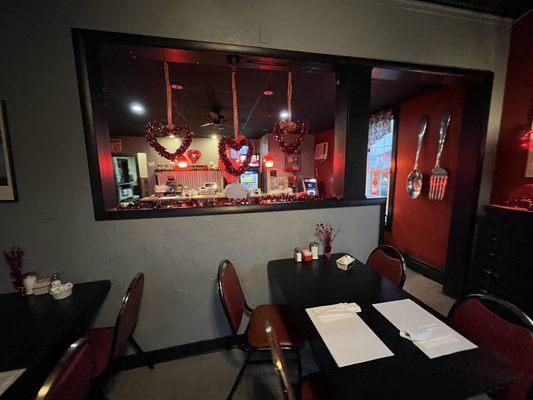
218;260;304;399
265;321;333;400
36;338;93;400
448;294;533;400
366;245;407;287
86;272;152;381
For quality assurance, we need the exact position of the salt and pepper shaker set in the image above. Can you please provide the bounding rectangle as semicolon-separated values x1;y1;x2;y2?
22;272;61;296
294;242;320;262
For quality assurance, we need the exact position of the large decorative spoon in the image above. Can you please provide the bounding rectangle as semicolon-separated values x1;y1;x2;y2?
406;115;429;199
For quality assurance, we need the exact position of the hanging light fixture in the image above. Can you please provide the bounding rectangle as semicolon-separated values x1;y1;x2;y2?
176;155;188;169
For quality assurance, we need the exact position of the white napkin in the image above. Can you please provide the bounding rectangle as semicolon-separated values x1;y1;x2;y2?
0;369;25;396
399;323;449;342
312;302;361;323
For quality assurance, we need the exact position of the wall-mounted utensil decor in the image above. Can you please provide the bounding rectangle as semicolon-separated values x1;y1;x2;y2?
406;115;429;199
429;110;451;200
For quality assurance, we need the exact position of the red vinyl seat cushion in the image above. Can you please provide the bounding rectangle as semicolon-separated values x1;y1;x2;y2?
449;300;533;400
367;250;404;286
85;327;114;377
247;304;305;349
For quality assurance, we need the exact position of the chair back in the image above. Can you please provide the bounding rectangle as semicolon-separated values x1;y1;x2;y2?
112;272;145;360
448;294;533;400
217;260;248;335
36;338;93;400
366;245;406;287
265;321;298;400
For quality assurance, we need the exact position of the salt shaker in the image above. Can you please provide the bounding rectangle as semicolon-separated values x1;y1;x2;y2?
310;242;319;260
294;247;302;263
22;272;38;295
51;273;61;288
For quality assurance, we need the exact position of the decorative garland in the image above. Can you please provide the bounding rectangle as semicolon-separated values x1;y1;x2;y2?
145;60;194;161
119;193;341;210
186;149;202;164
273;120;309;155
217;66;254;176
218;136;255;176
273;72;309;155
145;123;193;160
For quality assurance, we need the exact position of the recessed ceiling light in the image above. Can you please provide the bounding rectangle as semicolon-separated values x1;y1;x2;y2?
211;134;218;140
129;102;145;115
279;111;290;119
263;89;274;96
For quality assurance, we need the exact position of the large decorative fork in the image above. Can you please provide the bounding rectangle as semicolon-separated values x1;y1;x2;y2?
429;110;451;200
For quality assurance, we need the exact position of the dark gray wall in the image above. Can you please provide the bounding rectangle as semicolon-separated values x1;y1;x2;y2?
0;0;509;349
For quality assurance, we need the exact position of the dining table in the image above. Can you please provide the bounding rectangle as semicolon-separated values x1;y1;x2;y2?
0;280;110;400
267;254;520;400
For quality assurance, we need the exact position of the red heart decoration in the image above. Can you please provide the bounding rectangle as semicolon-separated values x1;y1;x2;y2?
273;120;309;155
218;136;255;176
186;149;202;164
145;122;193;161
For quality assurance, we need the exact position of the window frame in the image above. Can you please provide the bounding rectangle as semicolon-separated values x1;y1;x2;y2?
72;28;491;221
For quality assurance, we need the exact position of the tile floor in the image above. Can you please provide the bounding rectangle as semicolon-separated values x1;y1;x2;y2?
106;268;456;400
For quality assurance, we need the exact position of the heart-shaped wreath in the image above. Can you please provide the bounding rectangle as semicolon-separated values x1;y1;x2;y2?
273;120;309;155
145;122;193;161
186;149;202;164
218;136;255;176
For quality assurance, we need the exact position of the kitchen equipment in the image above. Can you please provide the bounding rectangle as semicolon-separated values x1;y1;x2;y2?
22;272;37;295
429;110;451;200
406;115;429;199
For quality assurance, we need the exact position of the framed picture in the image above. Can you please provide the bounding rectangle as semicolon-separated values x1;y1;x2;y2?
0;101;17;201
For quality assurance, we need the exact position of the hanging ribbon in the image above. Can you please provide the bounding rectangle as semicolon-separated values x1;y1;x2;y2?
231;66;239;139
287;71;293;123
164;61;173;128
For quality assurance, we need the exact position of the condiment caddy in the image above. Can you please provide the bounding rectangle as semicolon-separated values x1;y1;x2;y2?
21;272;73;300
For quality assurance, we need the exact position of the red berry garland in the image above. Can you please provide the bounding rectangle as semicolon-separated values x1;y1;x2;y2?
273;120;309;155
218;136;255;176
145;122;193;161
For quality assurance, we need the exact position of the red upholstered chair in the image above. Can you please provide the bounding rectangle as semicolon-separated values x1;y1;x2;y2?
366;245;407;287
36;338;93;400
448;294;533;400
266;321;333;400
218;260;305;399
86;273;151;379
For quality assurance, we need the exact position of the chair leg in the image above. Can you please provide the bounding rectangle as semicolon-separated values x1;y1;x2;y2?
294;349;302;383
227;350;252;400
128;336;154;370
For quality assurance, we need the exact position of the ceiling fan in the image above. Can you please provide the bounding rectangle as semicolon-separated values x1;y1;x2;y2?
199;109;225;128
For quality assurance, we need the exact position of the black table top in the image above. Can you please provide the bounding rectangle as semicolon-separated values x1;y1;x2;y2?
0;280;110;399
268;255;520;400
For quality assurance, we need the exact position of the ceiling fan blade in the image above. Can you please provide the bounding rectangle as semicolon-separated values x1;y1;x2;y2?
199;122;214;127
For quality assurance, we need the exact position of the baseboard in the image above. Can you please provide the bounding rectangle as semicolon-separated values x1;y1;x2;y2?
114;335;243;371
405;256;445;285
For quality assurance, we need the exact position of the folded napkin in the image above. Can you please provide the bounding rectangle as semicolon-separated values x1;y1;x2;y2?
313;302;362;323
399;323;450;342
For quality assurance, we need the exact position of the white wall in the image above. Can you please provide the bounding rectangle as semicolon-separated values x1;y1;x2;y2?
0;0;510;349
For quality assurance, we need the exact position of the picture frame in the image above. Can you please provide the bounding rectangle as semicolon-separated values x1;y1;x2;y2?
0;100;18;202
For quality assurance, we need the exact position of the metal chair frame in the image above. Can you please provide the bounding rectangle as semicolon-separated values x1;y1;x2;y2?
36;338;92;400
448;293;533;331
366;244;407;287
217;260;301;399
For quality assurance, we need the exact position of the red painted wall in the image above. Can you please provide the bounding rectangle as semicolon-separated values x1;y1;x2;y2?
314;129;335;196
387;86;465;270
491;12;533;205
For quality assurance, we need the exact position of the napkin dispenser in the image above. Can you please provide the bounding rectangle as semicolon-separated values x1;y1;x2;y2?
336;255;355;271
